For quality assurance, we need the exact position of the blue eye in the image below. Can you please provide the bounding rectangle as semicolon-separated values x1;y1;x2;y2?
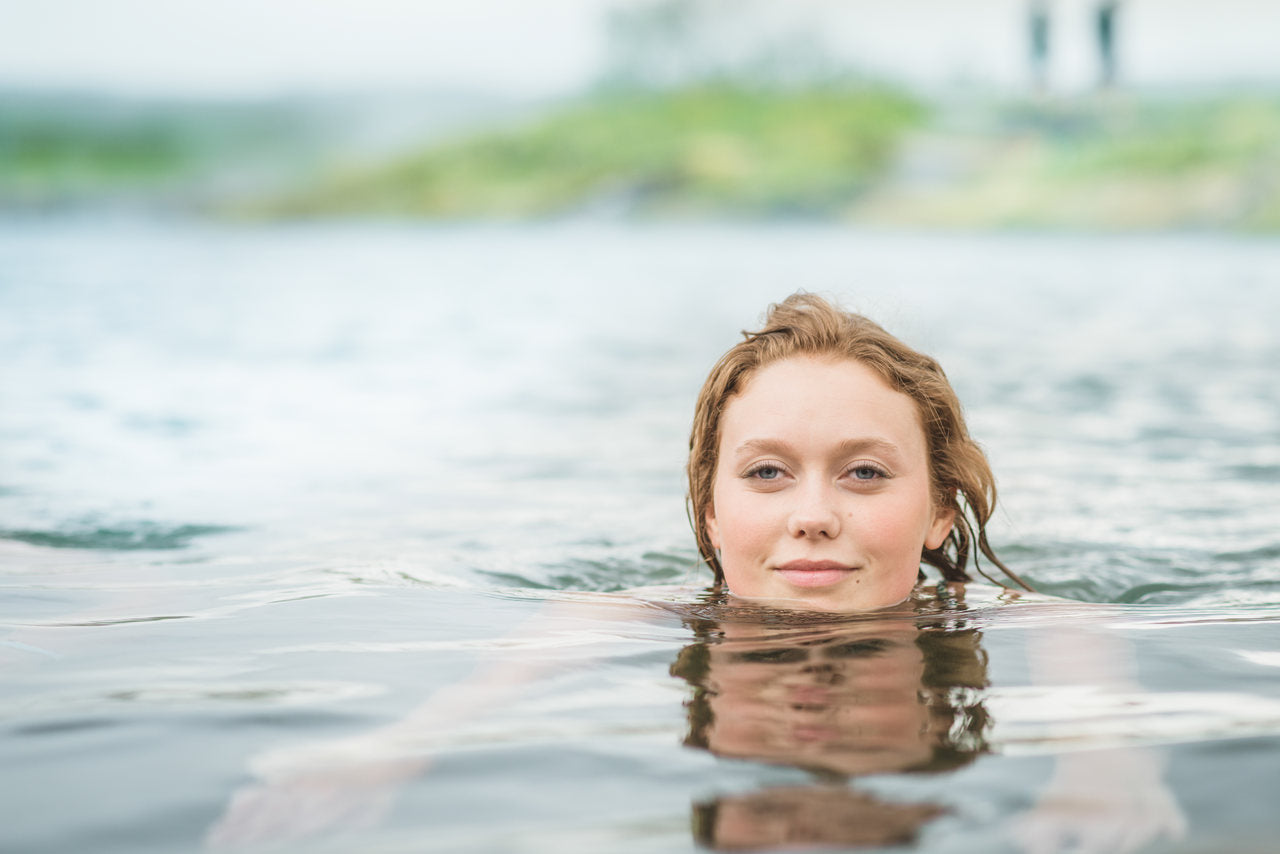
850;465;885;480
745;463;785;480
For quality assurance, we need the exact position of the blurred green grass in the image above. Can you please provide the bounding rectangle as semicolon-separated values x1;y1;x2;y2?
1049;99;1280;176
249;85;925;219
860;96;1280;231
2;121;191;184
0;94;325;209
1;113;196;204
3;86;1279;230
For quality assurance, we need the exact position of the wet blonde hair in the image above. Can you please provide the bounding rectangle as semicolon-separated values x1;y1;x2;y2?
687;292;1030;590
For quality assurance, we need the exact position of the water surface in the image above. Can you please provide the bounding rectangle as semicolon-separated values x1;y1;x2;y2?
2;221;1279;853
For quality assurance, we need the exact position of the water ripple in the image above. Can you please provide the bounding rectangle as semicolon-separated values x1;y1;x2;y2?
0;522;240;551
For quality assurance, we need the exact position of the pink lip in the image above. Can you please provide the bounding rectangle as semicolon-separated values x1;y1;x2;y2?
775;560;856;588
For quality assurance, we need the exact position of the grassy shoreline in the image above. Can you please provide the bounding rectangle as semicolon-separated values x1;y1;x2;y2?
244;86;926;220
233;88;1280;231
4;86;1279;231
855;96;1280;231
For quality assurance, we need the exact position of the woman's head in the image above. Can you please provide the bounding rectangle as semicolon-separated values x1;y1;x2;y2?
688;292;1026;606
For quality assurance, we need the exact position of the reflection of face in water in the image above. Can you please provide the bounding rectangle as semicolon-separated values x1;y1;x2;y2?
672;606;991;850
673;615;991;777
693;786;947;851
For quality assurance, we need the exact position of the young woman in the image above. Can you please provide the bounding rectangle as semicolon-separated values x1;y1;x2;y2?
688;291;1030;610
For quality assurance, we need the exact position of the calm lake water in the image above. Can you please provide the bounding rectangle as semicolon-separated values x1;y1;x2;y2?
2;220;1279;853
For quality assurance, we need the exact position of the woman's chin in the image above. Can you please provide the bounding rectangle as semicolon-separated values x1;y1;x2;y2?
725;584;913;614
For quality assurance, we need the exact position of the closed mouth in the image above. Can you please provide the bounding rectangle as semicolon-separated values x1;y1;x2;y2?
774;560;857;588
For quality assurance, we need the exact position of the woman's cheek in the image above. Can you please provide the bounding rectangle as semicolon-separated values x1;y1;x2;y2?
724;494;779;554
862;493;932;553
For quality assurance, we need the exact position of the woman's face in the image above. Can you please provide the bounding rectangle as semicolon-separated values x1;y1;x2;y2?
706;356;954;612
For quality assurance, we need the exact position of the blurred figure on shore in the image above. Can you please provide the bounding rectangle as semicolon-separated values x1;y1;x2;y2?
1096;1;1120;88
1028;0;1052;91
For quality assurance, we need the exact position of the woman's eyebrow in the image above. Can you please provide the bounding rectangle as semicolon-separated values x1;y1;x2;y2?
731;438;792;457
833;438;905;461
732;437;904;458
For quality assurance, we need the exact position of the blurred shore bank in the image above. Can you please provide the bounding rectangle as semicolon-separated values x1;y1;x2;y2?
3;85;1278;232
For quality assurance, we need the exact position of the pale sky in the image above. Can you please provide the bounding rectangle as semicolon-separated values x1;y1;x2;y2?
1;0;1277;99
0;0;618;97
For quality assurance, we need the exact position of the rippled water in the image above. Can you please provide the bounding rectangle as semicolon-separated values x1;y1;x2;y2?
2;220;1279;853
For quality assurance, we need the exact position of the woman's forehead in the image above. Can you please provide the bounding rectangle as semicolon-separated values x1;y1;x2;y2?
717;356;927;455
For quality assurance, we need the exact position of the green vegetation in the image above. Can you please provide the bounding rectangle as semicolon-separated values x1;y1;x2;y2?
1048;99;1280;176
0;94;321;208
252;85;926;218
1048;98;1280;230
5;86;1280;231
1;112;197;204
2;120;191;183
859;96;1280;231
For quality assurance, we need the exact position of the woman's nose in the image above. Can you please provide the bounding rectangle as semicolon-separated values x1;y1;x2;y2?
787;482;841;539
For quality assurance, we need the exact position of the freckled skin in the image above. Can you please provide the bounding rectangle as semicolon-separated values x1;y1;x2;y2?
706;356;954;612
